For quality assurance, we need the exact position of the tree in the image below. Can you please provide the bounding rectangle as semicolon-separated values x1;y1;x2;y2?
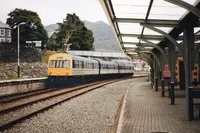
47;33;60;50
6;8;48;49
55;13;94;51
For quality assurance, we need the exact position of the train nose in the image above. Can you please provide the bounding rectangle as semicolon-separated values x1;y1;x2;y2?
57;72;60;76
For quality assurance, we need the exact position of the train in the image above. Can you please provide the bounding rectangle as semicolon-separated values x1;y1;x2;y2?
46;53;134;88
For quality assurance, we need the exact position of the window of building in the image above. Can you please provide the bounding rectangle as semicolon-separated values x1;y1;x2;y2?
0;29;5;36
0;38;5;42
7;30;11;37
6;38;11;42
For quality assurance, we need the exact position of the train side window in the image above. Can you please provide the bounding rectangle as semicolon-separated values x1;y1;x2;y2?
74;60;79;68
83;62;85;68
92;63;94;69
86;62;89;69
78;60;80;68
76;60;79;68
76;60;78;68
72;60;75;68
81;61;84;68
94;63;97;69
91;63;93;69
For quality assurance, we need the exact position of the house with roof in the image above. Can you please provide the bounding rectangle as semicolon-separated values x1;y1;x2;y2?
0;21;11;43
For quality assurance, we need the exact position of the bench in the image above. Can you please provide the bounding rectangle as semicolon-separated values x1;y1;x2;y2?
192;89;200;117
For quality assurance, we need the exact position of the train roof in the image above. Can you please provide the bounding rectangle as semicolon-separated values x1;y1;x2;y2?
71;54;98;63
93;58;118;65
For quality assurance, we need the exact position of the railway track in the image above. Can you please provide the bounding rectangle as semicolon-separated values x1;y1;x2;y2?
0;79;121;131
0;81;101;104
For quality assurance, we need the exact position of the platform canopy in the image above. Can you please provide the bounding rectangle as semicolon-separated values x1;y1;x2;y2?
99;0;200;60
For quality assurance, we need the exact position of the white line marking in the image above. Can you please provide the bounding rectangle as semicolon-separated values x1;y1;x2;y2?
116;82;133;133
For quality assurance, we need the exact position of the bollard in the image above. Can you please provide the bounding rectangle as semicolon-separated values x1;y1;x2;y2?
161;79;165;97
170;82;175;105
155;77;158;91
188;87;194;120
168;82;171;97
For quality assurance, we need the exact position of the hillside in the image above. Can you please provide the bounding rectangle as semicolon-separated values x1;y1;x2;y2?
45;21;122;52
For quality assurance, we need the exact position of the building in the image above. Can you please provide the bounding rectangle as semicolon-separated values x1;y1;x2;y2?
0;21;11;43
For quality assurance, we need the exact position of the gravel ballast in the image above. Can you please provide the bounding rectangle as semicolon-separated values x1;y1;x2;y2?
2;79;134;133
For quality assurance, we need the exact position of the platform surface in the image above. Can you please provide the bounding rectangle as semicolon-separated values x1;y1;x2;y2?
118;78;200;133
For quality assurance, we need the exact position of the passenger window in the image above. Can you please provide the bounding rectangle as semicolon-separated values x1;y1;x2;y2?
81;61;84;68
73;60;75;68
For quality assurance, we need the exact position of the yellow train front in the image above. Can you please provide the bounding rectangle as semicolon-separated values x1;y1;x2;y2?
46;53;99;88
48;53;73;77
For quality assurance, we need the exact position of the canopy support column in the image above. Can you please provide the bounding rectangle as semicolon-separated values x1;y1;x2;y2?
183;21;194;120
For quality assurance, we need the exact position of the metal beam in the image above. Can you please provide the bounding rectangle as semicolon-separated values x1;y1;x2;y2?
121;33;200;41
137;38;168;62
165;0;200;18
122;42;148;45
141;24;184;57
139;0;154;45
120;34;164;40
140;57;151;64
103;0;125;50
138;53;153;64
114;18;180;27
144;51;161;70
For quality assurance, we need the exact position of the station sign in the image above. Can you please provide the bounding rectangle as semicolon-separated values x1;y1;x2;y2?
163;64;171;78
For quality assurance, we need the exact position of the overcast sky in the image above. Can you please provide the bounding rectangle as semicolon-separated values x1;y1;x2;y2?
0;0;108;26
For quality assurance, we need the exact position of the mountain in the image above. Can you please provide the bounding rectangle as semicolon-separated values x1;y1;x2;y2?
44;21;122;52
45;24;58;37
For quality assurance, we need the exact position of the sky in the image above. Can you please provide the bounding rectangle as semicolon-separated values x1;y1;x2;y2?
0;0;108;26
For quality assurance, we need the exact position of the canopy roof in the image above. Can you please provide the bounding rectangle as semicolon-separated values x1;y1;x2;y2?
99;0;200;60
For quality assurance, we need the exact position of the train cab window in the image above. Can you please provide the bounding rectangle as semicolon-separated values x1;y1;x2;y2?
56;60;61;68
63;60;70;68
49;60;56;68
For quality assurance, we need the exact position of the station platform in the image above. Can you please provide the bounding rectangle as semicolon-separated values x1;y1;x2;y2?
117;77;200;133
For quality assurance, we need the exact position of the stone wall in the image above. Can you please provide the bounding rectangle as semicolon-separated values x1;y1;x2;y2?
0;62;47;80
0;79;46;96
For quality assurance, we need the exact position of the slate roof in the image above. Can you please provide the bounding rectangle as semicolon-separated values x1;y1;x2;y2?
0;21;10;28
